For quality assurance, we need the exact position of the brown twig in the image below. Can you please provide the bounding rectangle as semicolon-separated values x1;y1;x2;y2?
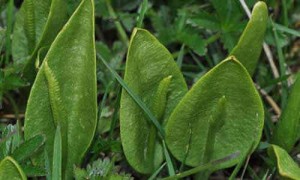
255;84;281;116
0;114;25;119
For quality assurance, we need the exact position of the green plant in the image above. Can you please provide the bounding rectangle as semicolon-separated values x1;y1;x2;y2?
118;1;267;177
0;156;27;179
271;74;300;152
165;57;264;171
1;0;300;179
120;28;188;174
230;2;268;76
269;145;300;179
12;0;68;82
23;0;97;178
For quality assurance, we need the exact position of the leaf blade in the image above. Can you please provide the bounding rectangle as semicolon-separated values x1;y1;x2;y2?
166;58;264;171
120;28;188;174
24;0;97;178
230;1;268;75
0;156;27;180
269;145;300;180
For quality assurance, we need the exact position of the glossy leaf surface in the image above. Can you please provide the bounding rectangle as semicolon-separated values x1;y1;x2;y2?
24;0;96;178
12;0;68;81
120;28;188;174
272;75;300;152
269;145;300;180
230;1;268;75
0;156;27;180
165;58;264;169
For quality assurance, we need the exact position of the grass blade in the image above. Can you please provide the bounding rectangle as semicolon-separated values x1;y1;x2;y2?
162;140;175;176
98;53;165;138
274;23;300;37
5;0;13;64
148;162;166;180
272;20;288;108
176;44;185;68
136;0;148;28
162;151;240;180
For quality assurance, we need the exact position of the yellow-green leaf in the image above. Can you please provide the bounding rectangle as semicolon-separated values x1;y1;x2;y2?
165;57;264;170
269;145;300;180
24;0;96;178
12;0;68;82
229;1;268;75
120;28;188;174
0;156;27;180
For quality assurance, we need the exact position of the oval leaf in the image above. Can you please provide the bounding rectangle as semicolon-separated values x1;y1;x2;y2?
165;57;264;169
120;28;188;174
0;156;27;180
269;145;300;180
229;1;268;75
24;0;96;178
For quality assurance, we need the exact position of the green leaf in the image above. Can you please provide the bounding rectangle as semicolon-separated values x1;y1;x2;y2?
177;30;206;56
120;28;188;174
0;156;27;180
269;145;300;180
274;23;300;37
52;126;62;180
12;0;68;82
186;11;221;30
211;0;243;28
22;165;47;177
229;1;268;75
12;134;45;162
24;0;97;178
165;57;264;170
211;0;245;51
0;124;21;159
272;75;300;152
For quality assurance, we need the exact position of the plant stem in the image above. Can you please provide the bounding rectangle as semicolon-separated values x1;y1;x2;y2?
5;0;13;64
205;33;220;44
105;0;129;46
272;20;288;108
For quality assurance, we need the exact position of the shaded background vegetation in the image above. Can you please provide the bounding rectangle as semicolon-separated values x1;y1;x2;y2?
0;0;300;179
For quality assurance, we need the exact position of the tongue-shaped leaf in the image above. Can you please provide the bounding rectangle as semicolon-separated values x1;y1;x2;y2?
24;0;96;178
229;1;268;76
